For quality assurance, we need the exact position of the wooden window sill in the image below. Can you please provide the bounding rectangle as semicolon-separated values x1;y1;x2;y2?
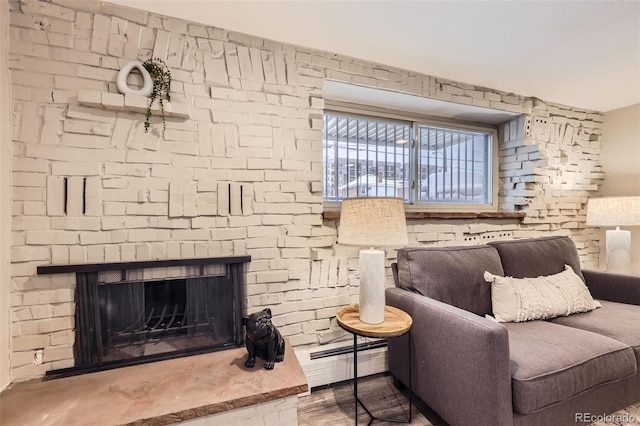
322;211;526;220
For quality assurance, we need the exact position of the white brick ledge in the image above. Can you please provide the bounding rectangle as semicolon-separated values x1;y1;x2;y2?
77;90;190;119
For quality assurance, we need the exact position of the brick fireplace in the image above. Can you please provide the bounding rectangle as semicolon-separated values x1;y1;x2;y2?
7;0;604;383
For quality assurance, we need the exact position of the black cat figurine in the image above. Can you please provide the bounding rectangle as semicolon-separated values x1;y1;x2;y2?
243;308;285;370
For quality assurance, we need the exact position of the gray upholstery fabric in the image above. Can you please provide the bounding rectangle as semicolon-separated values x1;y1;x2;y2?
386;287;513;426
514;373;640;426
549;300;640;366
396;245;504;316
504;320;637;414
489;236;585;282
390;238;640;426
583;269;640;305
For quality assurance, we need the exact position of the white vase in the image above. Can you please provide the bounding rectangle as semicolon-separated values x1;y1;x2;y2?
116;61;153;97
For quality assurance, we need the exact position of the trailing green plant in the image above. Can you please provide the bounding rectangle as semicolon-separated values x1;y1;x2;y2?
142;57;172;133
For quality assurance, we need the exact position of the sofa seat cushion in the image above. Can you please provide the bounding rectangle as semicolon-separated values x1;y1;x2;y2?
504;320;637;414
549;300;640;366
396;246;504;316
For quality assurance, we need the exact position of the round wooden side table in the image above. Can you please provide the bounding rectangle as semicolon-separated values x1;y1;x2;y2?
336;304;413;425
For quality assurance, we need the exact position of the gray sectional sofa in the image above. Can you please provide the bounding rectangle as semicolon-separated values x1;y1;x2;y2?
387;236;640;426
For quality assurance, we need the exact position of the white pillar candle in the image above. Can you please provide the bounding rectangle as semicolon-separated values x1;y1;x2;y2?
359;249;386;324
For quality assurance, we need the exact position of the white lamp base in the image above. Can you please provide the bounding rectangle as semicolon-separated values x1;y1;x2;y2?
359;249;385;324
606;227;631;273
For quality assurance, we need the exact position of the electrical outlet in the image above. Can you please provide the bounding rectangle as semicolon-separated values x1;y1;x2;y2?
33;349;43;365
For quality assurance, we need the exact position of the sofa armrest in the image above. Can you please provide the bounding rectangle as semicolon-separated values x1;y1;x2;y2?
386;287;513;426
582;269;640;306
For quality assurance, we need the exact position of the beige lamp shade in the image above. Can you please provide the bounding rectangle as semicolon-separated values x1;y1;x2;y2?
586;196;640;227
338;197;408;247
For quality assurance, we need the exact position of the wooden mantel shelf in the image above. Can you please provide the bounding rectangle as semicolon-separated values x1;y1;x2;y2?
323;211;526;220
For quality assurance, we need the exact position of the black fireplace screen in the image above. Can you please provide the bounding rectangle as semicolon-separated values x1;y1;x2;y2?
60;259;248;374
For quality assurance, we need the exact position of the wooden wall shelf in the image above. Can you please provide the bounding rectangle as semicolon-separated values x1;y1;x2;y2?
323;211;526;220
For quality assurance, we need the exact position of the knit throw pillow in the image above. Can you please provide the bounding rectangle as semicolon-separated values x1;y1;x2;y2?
484;265;601;323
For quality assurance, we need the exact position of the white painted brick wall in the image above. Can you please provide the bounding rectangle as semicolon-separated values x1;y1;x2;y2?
7;0;604;381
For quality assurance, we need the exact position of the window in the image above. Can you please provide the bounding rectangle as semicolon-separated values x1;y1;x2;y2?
322;111;496;210
323;114;411;202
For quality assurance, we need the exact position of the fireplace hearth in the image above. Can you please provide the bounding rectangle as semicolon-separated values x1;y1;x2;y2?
37;256;250;377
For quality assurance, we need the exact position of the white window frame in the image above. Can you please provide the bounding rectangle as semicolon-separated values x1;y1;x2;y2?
323;102;499;213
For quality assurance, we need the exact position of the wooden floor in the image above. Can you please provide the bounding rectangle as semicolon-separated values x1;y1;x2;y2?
298;373;640;426
297;373;446;426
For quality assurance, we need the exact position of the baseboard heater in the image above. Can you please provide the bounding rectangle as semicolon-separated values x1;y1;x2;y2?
294;339;389;391
309;339;387;360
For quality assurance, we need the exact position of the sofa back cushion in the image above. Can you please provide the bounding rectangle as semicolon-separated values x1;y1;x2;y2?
396;245;504;315
489;236;585;282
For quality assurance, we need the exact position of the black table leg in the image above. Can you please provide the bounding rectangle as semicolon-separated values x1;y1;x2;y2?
408;331;412;422
352;332;412;425
353;334;358;425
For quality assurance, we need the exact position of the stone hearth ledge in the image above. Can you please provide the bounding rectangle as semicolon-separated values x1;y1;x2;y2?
0;338;308;426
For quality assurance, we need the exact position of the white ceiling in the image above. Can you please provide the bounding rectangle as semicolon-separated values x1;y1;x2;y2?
109;0;640;112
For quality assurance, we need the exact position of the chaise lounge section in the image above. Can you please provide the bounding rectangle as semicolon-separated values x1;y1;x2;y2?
387;236;640;426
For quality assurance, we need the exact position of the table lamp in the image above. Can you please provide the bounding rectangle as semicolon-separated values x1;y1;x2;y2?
338;197;408;324
586;196;640;272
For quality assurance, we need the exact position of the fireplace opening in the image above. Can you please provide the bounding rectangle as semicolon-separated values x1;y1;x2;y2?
98;274;235;363
37;256;249;377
